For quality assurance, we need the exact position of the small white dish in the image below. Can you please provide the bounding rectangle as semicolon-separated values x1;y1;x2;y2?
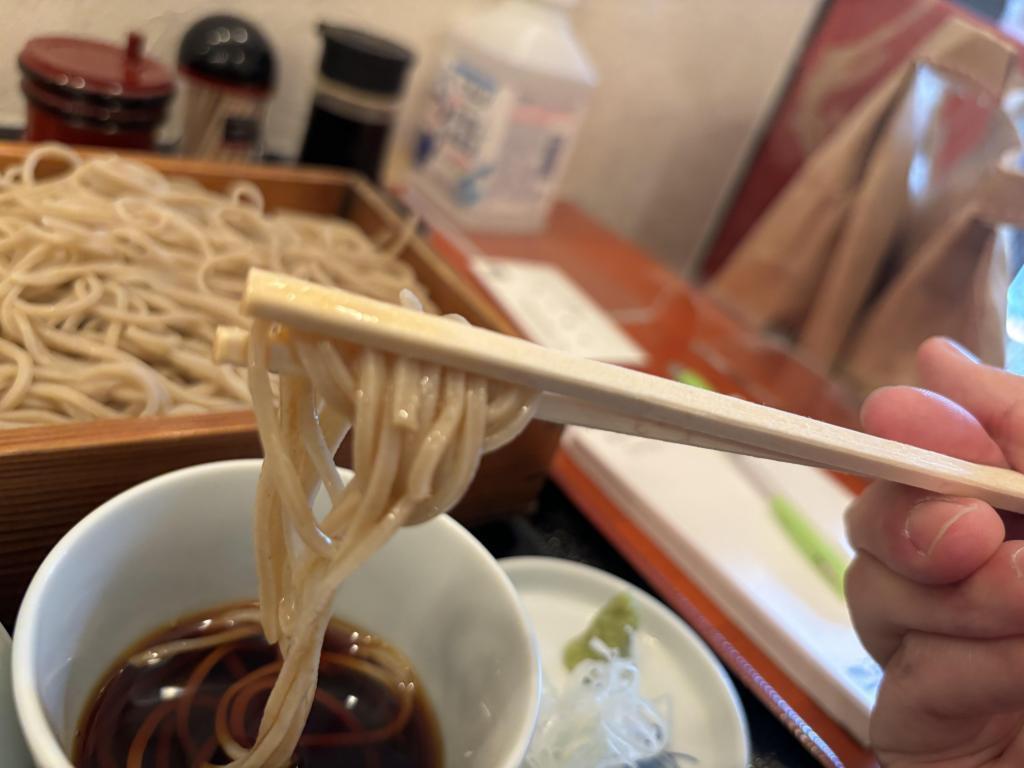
502;556;750;768
1;623;32;767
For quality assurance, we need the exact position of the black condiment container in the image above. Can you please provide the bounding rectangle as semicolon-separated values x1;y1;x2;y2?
299;25;414;181
177;14;275;161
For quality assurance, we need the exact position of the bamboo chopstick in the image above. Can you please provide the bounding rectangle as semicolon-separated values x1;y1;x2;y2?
216;269;1024;514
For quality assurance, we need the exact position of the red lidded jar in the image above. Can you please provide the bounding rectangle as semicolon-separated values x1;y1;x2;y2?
19;33;175;150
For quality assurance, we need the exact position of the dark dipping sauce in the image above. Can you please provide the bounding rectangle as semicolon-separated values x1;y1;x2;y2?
74;604;442;768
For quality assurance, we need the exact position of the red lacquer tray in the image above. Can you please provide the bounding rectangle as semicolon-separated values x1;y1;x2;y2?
430;203;875;768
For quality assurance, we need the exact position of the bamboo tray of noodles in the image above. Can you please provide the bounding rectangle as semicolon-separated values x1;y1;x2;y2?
0;142;562;627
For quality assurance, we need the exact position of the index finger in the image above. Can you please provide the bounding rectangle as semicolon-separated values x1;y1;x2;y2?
916;337;1024;470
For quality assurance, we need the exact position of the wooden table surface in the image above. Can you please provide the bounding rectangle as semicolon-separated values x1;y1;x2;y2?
430;202;877;768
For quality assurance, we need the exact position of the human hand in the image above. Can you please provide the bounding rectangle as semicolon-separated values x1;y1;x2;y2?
846;338;1024;766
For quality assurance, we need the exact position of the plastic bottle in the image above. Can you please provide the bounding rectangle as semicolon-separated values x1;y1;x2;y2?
410;0;596;233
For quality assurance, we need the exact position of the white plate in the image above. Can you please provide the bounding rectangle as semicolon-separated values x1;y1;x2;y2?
502;556;750;768
1;623;32;766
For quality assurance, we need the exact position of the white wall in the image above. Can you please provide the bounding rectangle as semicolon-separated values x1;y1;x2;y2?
1;0;819;273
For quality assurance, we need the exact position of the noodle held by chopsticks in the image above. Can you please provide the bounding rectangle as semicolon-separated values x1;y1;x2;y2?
0;144;431;428
215;314;535;766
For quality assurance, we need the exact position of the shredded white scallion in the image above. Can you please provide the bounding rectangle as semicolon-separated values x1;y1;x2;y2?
524;638;677;768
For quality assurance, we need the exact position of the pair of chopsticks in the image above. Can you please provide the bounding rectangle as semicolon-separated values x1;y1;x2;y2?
215;268;1024;515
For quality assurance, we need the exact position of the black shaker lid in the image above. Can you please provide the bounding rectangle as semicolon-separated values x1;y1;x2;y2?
316;24;414;95
178;14;275;90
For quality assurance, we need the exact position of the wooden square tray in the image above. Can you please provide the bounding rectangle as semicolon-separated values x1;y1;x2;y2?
0;143;562;627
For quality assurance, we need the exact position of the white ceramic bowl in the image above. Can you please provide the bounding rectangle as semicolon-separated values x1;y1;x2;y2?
13;459;539;768
1;623;32;767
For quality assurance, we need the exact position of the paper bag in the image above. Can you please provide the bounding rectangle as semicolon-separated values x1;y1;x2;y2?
708;19;1020;387
844;152;1024;388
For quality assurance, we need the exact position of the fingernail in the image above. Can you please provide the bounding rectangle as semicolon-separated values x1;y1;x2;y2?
905;497;973;555
1012;546;1024;579
942;338;980;363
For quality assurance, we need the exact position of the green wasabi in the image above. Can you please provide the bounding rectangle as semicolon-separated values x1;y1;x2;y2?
563;592;639;671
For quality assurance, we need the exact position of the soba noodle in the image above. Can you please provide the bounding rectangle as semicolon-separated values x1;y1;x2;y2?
123;306;537;766
0;144;431;428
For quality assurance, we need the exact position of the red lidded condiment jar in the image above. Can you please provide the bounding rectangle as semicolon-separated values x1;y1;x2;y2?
19;33;175;150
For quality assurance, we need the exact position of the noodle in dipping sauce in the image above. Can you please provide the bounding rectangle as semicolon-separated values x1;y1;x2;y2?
74;605;441;768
